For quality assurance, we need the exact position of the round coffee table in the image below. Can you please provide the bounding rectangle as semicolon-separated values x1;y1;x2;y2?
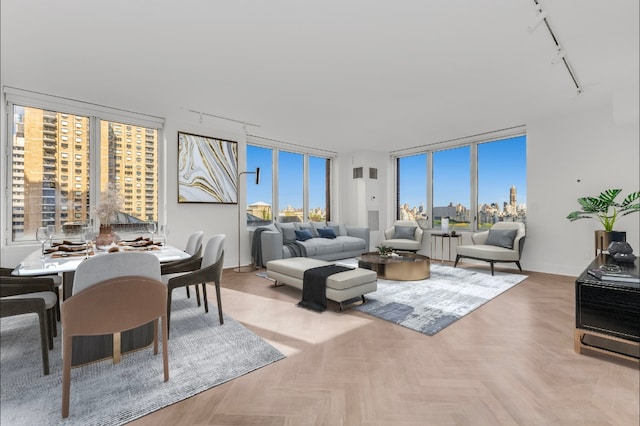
357;252;430;281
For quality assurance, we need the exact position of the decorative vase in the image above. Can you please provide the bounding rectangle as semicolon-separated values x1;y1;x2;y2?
96;225;116;247
442;217;450;234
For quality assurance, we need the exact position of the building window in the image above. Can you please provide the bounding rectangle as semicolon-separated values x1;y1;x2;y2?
433;146;471;230
397;153;427;220
6;89;163;242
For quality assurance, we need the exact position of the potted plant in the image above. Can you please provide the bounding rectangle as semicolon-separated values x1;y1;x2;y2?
376;244;393;257
93;183;124;246
566;189;639;254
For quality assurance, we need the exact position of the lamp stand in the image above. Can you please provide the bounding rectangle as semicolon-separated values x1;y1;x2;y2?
234;168;260;273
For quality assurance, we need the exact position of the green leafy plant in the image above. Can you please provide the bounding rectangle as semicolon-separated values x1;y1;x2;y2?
376;244;393;256
566;189;640;232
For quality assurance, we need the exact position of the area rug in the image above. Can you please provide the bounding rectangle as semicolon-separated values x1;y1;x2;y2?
342;260;528;336
0;291;285;426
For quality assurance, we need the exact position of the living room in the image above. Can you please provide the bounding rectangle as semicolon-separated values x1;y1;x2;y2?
1;1;638;424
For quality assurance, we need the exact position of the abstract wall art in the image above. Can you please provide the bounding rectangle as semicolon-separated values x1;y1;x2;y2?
178;131;238;203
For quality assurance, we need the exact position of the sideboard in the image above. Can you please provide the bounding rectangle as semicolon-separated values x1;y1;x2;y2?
574;254;639;362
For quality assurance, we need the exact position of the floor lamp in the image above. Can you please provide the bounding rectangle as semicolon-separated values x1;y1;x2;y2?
234;167;260;273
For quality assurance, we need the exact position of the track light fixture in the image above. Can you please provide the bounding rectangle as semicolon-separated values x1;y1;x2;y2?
528;0;583;95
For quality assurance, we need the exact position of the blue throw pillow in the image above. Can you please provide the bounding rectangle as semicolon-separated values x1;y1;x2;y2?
295;229;313;241
317;228;337;239
485;228;517;249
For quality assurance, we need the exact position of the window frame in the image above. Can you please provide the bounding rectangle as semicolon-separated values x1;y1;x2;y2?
3;87;164;246
392;127;526;232
246;137;336;227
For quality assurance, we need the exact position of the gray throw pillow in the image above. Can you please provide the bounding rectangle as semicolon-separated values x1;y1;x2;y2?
275;222;297;243
485;228;518;249
394;225;416;240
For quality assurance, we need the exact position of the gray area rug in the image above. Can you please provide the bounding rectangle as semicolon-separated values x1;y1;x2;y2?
341;260;528;335
1;290;285;425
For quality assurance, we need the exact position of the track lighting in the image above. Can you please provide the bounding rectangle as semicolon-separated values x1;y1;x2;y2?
551;48;567;65
527;10;547;33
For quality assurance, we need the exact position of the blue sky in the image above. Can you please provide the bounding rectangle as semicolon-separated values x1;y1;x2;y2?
247;135;526;210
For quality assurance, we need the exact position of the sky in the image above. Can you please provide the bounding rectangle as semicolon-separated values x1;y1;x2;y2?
247;135;526;210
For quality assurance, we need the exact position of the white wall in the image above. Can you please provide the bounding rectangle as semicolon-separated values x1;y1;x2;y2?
526;104;639;276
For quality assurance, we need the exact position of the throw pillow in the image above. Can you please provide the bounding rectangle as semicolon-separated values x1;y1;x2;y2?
485;228;518;249
394;225;416;240
326;222;347;236
295;222;319;238
317;228;337;239
295;229;313;241
275;222;297;243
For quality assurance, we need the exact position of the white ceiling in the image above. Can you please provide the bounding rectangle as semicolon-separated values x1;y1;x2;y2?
1;0;638;153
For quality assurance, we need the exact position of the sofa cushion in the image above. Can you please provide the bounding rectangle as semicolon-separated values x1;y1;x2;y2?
308;237;344;255
295;229;314;241
485;228;517;249
394;225;416;240
326;222;347;236
340;236;367;251
295;222;319;238
317;228;337;239
275;222;297;243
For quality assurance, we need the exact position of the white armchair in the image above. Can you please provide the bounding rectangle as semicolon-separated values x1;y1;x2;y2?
380;220;423;252
454;222;526;275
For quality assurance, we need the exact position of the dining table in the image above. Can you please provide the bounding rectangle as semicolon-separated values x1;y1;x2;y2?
11;239;190;367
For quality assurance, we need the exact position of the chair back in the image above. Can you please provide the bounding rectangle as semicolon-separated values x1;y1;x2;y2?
202;234;225;268
73;252;160;295
185;231;204;256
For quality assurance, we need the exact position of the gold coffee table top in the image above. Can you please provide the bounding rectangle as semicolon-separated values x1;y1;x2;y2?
357;252;430;281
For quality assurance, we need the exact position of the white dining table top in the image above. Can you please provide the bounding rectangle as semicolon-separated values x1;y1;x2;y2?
12;244;190;276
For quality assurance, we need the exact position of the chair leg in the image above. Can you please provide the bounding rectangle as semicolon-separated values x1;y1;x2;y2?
166;288;173;339
515;261;523;272
47;309;54;349
195;285;202;307
62;334;72;417
185;286;191;299
490;262;495;276
202;283;209;313
215;281;223;325
38;308;50;375
454;255;461;268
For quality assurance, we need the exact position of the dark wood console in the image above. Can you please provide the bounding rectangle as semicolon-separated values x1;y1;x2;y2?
574;255;640;362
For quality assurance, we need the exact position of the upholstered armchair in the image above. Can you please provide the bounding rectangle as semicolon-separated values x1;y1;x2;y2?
454;222;526;275
380;220;424;252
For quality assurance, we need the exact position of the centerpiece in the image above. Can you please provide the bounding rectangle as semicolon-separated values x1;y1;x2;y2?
376;244;393;258
93;183;123;247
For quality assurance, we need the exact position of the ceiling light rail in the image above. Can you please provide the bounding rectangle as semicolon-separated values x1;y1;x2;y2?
529;0;583;95
185;108;261;128
247;133;338;156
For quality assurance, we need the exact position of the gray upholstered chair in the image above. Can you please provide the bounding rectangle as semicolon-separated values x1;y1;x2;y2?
161;231;204;302
380;220;424;252
454;222;526;275
164;234;225;337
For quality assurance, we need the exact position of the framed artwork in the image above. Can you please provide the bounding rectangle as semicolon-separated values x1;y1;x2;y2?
178;131;238;203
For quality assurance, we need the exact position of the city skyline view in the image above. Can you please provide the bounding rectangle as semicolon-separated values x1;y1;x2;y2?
247;136;526;223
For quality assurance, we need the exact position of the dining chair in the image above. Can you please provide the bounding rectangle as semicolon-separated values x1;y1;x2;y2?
161;230;204;302
0;276;58;375
2;266;62;321
165;234;225;337
61;275;168;418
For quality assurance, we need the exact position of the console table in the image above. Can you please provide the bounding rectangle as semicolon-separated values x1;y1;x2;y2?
430;233;462;263
574;255;639;362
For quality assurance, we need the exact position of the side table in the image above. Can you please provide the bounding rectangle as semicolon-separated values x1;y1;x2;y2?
430;233;462;263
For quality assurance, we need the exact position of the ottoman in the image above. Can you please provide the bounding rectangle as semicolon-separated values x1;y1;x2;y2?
266;258;378;310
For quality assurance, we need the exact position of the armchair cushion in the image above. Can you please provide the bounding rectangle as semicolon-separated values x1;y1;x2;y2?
394;225;417;240
485;228;518;249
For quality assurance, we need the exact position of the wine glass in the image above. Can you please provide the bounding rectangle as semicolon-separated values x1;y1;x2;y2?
82;226;93;258
160;224;169;246
46;224;55;248
36;227;50;258
147;221;157;241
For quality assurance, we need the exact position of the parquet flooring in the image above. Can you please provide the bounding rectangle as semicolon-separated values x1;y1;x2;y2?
131;263;639;426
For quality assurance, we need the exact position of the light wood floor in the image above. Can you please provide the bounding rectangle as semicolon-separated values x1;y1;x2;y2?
132;262;639;426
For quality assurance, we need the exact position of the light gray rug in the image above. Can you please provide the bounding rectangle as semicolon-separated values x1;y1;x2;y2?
0;290;285;425
347;261;528;335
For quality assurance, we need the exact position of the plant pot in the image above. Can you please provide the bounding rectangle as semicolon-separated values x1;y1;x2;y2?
96;225;116;247
594;230;626;256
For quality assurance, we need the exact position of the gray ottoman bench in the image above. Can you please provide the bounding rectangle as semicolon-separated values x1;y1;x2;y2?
266;258;377;310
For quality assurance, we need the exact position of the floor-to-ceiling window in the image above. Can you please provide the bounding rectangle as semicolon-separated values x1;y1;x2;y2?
5;88;163;243
394;131;526;231
246;142;332;226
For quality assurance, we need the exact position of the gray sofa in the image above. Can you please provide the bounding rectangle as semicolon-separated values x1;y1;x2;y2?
252;221;370;267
